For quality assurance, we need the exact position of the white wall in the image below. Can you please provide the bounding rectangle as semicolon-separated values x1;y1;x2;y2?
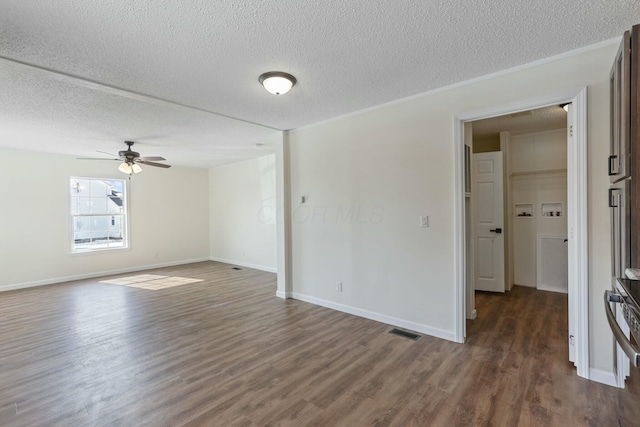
288;42;616;371
0;148;210;290
209;155;277;272
510;129;568;288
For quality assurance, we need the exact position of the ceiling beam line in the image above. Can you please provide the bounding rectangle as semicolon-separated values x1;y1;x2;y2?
0;55;282;132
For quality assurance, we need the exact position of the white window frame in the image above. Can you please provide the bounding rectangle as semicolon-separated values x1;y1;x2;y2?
69;176;129;253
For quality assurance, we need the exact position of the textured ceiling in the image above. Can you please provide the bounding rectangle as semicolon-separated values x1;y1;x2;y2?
1;1;639;167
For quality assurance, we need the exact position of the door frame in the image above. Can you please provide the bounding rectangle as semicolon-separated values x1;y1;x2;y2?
453;87;589;379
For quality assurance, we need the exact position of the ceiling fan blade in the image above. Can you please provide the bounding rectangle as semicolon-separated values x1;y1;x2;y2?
138;156;166;161
138;160;171;168
77;157;120;161
96;150;119;157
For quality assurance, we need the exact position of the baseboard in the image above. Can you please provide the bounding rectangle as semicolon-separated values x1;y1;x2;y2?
0;257;210;293
536;285;568;294
291;292;456;342
467;309;478;320
513;283;536;288
589;368;619;388
275;290;292;299
209;256;277;273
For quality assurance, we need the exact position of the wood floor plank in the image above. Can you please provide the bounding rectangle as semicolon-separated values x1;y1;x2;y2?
0;262;621;426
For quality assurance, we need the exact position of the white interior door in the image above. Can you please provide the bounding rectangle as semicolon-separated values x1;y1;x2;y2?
473;151;505;293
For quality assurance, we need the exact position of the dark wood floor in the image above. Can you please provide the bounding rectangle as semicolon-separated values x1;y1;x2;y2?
0;262;619;426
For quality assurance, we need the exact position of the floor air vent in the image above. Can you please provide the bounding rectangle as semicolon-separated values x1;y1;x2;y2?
389;328;421;341
231;267;242;270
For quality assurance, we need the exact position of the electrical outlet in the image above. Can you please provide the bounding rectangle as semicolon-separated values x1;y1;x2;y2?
336;281;343;292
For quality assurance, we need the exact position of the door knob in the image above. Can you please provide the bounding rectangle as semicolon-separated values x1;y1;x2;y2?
490;228;502;234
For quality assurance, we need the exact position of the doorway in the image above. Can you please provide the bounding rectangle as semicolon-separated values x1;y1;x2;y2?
472;108;569;294
453;88;590;379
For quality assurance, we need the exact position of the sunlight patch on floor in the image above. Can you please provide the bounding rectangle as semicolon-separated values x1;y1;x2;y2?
100;274;203;290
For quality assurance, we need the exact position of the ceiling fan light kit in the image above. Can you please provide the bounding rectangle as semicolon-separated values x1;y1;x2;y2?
119;162;143;174
118;162;132;174
259;71;296;95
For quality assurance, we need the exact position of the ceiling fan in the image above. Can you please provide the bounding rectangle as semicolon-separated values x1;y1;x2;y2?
78;141;171;174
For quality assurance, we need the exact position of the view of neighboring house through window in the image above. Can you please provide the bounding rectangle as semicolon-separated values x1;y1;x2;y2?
70;177;127;252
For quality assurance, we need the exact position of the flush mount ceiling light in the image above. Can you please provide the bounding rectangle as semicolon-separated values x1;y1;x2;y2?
259;71;297;95
560;103;570;112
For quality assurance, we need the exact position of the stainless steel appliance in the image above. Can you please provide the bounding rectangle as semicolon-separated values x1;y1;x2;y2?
605;23;640;426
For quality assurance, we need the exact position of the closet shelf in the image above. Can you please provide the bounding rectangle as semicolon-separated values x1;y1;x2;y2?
510;168;567;178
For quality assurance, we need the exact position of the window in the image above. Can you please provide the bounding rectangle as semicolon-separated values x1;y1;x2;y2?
70;177;127;252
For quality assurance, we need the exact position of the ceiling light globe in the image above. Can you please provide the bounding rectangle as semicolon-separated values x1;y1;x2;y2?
132;163;143;174
259;72;296;95
118;162;132;174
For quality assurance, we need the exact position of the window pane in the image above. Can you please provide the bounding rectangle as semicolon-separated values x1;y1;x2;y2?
74;240;91;250
108;216;124;239
91;197;108;214
71;179;90;195
107;238;125;249
90;180;110;196
91;216;109;234
108;180;124;194
107;196;123;214
73;216;91;241
90;237;108;250
77;197;92;214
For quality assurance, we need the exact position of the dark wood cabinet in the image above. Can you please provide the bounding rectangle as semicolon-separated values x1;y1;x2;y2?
610;179;630;280
630;26;640;269
611;25;640;272
610;24;640;427
610;30;631;182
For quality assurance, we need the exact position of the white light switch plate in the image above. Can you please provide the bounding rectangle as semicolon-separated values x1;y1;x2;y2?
420;215;429;228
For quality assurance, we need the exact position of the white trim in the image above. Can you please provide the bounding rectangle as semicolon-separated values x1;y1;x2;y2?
453;118;466;343
276;290;292;299
291;292;457;342
533;285;567;295
589;368;619;388
570;88;590;379
455;89;588;123
501;132;513;292
536;285;570;294
453;87;590;379
297;38;618;133
209;256;277;273
0;257;210;293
